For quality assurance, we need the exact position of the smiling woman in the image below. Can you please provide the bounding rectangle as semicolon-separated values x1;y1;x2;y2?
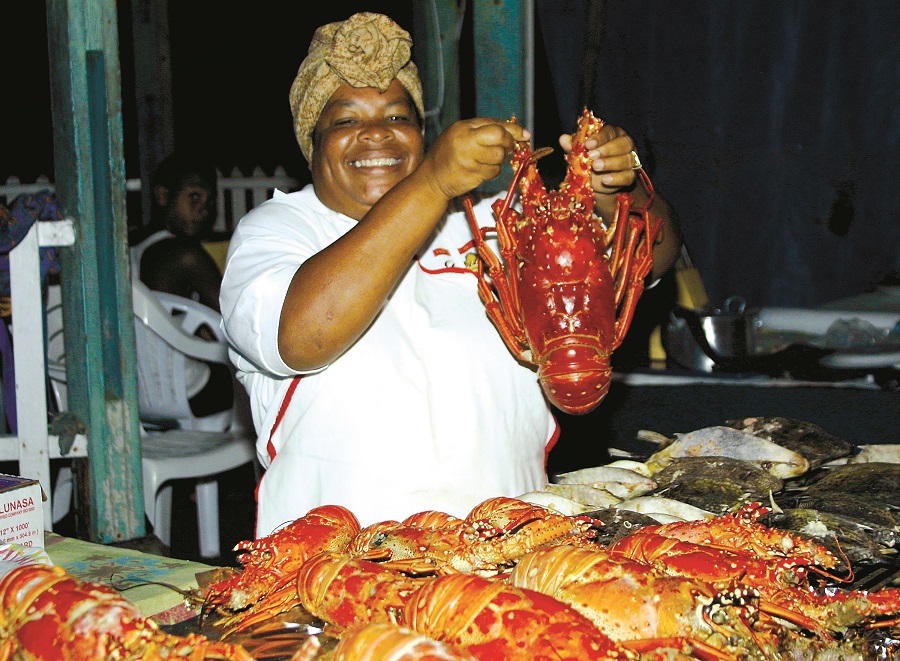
218;12;556;536
310;81;424;220
216;10;681;539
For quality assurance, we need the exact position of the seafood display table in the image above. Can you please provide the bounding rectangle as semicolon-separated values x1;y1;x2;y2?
551;368;900;475
42;532;216;624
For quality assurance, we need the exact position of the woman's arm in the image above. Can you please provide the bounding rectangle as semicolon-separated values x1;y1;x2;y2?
277;119;530;371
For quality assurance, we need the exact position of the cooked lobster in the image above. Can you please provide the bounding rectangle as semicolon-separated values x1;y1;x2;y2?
609;511;900;634
464;109;662;414
205;503;360;614
509;545;775;661
0;564;253;661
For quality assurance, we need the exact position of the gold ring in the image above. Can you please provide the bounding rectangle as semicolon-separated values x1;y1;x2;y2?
629;150;642;170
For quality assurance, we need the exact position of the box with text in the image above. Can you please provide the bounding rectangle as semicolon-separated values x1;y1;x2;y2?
0;474;44;548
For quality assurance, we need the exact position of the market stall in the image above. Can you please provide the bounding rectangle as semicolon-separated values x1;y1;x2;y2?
2;412;899;660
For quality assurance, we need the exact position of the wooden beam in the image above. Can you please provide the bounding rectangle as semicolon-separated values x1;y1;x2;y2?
129;0;175;226
472;0;534;190
413;0;463;147
45;0;144;543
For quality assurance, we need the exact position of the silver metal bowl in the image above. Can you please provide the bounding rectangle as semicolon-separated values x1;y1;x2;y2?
664;297;757;372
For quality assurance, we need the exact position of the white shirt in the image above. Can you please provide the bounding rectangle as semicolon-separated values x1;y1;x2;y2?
220;185;556;534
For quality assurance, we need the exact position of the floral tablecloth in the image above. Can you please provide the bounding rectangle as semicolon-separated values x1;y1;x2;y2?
43;532;216;624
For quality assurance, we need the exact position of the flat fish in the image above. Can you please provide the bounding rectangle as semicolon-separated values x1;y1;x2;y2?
762;508;894;566
614;495;714;522
580;507;659;546
544;483;621;509
644;426;810;479
805;462;900;508
553;465;657;499
774;491;899;548
517;490;594;516
651;456;784;494
605;459;654;477
651;476;767;516
849;444;900;465
724;416;854;468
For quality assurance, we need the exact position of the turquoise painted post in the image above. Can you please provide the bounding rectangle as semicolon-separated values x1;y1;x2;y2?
46;0;145;542
472;0;533;191
413;0;463;147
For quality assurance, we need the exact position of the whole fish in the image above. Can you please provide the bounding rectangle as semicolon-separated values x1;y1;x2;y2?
644;426;810;478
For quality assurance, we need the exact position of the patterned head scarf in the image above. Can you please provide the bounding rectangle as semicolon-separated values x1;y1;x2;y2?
289;12;426;164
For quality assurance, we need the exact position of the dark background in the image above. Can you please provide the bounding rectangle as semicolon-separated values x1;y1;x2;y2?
5;1;899;561
5;1;899;312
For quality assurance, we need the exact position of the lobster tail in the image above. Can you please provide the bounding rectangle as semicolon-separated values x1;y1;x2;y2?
537;342;612;414
403;573;630;660
333;623;476;661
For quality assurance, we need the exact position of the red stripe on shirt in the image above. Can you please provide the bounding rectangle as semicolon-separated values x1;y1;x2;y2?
266;376;302;462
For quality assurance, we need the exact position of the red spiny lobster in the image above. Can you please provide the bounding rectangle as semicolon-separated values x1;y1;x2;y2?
403;573;701;660
350;496;597;576
634;502;839;571
464;109;662;414
294;553;650;660
0;565;253;661
209;497;596;634
332;623;477;661
205;503;359;618
609;521;900;634
296;552;430;633
509;545;777;661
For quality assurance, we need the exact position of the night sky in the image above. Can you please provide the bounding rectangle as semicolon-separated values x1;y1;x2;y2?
5;1;567;192
3;2;420;186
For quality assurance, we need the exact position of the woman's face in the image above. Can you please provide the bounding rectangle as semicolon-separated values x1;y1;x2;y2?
311;79;424;220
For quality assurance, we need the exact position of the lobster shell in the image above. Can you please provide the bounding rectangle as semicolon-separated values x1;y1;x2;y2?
465;109;662;414
402;573;634;660
0;564;252;661
332;623;477;661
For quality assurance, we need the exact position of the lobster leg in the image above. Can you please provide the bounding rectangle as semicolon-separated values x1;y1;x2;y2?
613;217;661;347
462;197;530;360
605;194;632;277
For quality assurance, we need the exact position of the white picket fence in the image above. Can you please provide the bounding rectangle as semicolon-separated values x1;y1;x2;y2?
0;166;299;234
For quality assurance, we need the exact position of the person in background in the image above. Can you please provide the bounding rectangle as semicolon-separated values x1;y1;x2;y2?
131;154;233;422
220;12;682;536
131;154;222;311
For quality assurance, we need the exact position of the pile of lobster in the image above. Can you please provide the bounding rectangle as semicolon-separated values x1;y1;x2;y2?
198;496;900;660
1;496;897;659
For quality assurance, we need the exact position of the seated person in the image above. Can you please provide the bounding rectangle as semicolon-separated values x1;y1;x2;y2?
130;155;232;424
131;154;222;312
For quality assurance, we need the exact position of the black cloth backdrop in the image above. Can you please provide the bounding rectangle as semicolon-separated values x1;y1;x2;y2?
535;0;900;309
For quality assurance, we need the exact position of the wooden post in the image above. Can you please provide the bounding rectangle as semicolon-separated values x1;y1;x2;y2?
129;0;175;227
472;0;534;190
413;0;463;147
45;0;145;543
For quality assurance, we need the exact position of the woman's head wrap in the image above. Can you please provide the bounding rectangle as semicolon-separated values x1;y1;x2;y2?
289;12;425;164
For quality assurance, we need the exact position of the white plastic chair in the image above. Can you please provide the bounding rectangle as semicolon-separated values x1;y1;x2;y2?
49;281;258;558
132;282;234;432
131;281;257;557
140;427;256;558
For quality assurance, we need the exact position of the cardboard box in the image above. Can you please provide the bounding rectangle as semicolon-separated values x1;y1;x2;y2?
0;474;44;548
